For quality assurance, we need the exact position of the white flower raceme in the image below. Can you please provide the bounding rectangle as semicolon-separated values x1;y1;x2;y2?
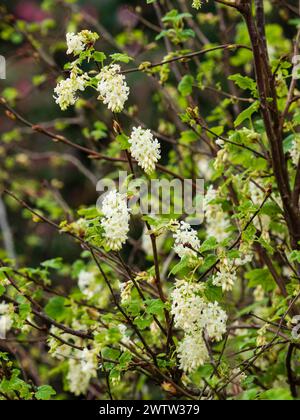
290;135;300;166
201;302;228;341
204;186;230;242
173;221;201;260
207;214;230;242
66;30;99;55
0;302;13;339
67;347;99;396
66;32;85;55
178;332;209;374
212;258;238;292
254;285;265;302
97;64;130;112
234;250;253;267
171;279;228;373
78;270;102;300
128;127;161;174
198;156;213;180
48;326;77;360
119;280;133;304
248;181;265;206
118;324;131;346
101;189;130;251
171;280;206;332
54;73;88;111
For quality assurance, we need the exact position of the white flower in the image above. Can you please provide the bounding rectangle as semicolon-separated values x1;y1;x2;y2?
201;302;228;341
173;221;201;260
254;285;265;302
118;324;131;346
48;326;76;360
67;347;98;396
204;186;230;242
66;32;85;55
235;252;253;267
178;332;209;373
128;127;161;174
100;189;130;251
78;270;101;300
0;302;13;339
80;348;98;375
249;180;265;206
97;64;130;112
198;157;213;180
212;258;237;292
216;138;225;148
54;73;88;111
290;135;300;166
171;279;228;374
171;280;206;332
66;30;99;56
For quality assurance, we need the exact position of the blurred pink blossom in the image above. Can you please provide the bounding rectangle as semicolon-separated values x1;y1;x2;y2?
15;1;48;22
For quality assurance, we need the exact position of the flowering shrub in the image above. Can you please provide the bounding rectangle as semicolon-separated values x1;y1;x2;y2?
0;0;300;401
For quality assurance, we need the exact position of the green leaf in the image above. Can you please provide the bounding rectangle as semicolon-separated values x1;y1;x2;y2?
259;388;292;400
200;237;218;253
44;297;68;321
19;303;31;321
145;299;165;316
35;385;56;400
178;75;194;96
116;133;130;150
110;53;133;63
41;258;63;270
234;101;260;127
228;73;257;92
169;256;190;276
205;281;222;302
93;51;107;63
245;268;276;292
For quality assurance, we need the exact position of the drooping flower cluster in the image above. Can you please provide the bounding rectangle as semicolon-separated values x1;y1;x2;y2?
66;30;99;55
66;32;85;55
78;270;102;300
173;221;201;260
201;302;228;341
101;189;130;250
290;135;300;166
97;64;130;112
67;347;99;396
48;326;99;396
0;302;13;339
171;280;227;373
66;30;99;56
212;258;238;292
54;72;89;111
48;326;77;360
128;127;161;174
248;180;265;206
171;280;206;332
54;30;100;110
177;334;208;374
204;186;230;242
